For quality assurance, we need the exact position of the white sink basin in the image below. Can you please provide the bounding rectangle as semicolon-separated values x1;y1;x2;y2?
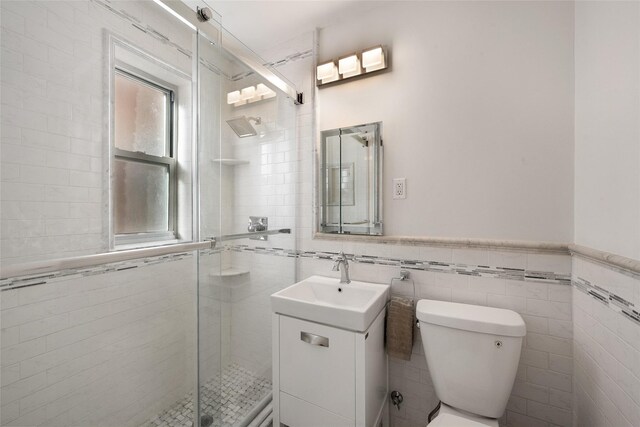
271;275;389;332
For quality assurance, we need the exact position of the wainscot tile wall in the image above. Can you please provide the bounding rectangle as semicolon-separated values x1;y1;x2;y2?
311;249;575;427
572;256;640;427
0;255;198;427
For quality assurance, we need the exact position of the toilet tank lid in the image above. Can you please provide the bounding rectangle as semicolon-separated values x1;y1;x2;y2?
416;300;526;337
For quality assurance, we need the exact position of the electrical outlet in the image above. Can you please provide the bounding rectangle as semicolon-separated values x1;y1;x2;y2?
393;178;406;199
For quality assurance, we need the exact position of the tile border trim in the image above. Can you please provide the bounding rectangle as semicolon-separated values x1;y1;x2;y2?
314;233;569;254
3;245;637;328
1;244;569;291
227;245;572;285
569;244;640;277
573;277;640;326
0;249;223;291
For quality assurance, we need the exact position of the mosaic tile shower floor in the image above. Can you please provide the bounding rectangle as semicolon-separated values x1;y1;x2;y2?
141;364;272;427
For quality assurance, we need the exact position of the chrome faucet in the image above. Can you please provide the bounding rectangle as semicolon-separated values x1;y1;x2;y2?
332;252;351;285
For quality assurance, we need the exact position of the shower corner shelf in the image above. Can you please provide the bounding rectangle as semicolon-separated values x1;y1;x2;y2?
212;158;249;166
209;268;250;278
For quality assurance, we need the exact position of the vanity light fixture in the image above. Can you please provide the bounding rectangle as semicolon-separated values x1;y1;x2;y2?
317;45;388;87
227;84;277;107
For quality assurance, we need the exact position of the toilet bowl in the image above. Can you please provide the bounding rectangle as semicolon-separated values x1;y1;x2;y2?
416;300;526;426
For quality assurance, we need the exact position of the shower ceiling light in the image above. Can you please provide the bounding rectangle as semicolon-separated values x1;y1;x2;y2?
338;54;361;78
317;46;388;87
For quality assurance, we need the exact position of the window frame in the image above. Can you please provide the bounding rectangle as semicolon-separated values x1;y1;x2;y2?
112;62;178;247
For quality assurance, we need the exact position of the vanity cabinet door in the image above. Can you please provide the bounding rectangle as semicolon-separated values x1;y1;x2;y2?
279;316;356;420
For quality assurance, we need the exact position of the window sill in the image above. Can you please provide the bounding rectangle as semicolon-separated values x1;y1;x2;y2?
114;238;181;252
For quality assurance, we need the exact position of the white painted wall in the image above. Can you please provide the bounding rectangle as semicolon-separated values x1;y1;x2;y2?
317;1;575;242
574;0;640;260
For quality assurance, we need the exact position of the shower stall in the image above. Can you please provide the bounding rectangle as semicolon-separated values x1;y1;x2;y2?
0;1;300;426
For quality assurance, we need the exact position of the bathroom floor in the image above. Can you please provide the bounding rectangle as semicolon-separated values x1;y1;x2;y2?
141;364;272;427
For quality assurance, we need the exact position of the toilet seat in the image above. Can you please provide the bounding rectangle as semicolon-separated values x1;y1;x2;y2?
427;403;499;427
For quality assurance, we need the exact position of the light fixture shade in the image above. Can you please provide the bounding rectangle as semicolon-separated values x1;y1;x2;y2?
262;88;277;99
227;90;241;104
240;86;256;101
362;47;385;72
255;83;270;96
338;54;361;78
317;61;339;83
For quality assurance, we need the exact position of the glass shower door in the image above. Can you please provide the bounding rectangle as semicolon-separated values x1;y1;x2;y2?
196;22;299;427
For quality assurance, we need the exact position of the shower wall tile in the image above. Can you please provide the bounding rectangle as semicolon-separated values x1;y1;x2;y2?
0;0;193;264
0;257;197;427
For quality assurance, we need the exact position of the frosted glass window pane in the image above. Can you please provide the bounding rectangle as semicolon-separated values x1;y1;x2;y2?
114;158;169;234
115;73;168;157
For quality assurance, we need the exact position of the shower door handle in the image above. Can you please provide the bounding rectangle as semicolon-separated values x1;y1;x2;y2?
300;331;329;348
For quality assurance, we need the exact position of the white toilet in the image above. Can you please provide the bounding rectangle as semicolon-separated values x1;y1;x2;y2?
416;299;526;426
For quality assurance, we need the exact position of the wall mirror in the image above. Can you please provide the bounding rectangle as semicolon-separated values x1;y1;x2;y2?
319;122;383;235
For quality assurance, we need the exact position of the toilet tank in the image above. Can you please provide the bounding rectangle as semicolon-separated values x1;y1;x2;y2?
416;300;526;419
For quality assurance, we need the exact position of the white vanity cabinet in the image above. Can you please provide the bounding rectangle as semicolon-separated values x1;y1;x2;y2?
272;309;388;427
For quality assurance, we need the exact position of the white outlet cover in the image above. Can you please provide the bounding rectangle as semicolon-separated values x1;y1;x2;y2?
393;178;406;199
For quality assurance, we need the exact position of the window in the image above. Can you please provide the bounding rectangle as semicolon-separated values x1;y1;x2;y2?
113;67;177;245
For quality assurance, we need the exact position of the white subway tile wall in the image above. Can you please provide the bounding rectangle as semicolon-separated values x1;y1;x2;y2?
228;251;297;376
0;0;192;264
0;257;197;426
572;257;640;427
